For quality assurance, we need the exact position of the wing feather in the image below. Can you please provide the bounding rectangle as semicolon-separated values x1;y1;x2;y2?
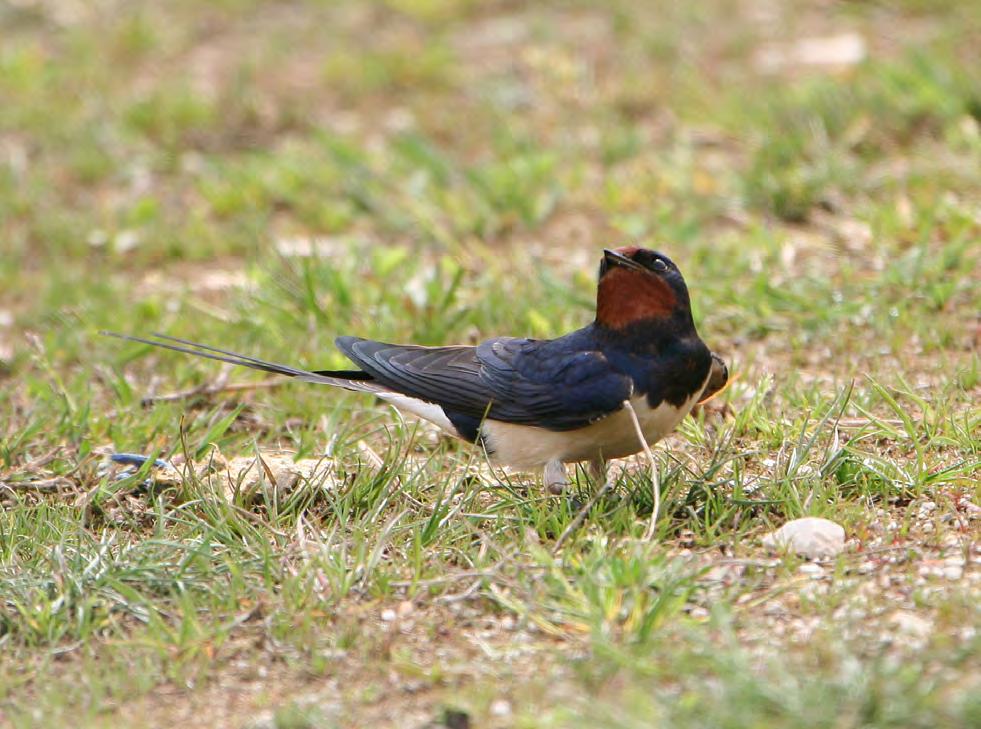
336;334;632;431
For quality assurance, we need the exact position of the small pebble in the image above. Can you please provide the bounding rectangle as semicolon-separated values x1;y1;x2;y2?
942;565;963;580
688;606;709;620
890;611;932;643
762;517;846;559
942;558;964;580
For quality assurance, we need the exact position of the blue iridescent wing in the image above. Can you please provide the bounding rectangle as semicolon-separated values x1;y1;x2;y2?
335;334;632;431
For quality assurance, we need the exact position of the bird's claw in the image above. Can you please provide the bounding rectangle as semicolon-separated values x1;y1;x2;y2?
544;459;569;495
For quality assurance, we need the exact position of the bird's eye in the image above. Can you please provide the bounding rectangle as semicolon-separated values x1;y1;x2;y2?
651;258;668;272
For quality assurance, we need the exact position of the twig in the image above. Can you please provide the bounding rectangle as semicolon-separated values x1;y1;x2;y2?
140;377;285;406
0;477;74;493
20;448;63;475
389;569;499;589
835;417;904;428
621;399;660;541
434;579;485;604
0;446;64;481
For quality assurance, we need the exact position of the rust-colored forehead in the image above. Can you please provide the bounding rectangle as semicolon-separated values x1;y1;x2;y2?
613;245;640;257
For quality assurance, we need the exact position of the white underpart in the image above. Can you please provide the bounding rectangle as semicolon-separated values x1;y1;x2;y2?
480;374;710;470
375;391;456;433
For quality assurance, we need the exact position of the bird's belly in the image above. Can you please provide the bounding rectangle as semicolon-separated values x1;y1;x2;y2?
480;391;702;471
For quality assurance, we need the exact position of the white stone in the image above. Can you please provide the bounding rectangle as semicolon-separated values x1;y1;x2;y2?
889;611;932;643
754;33;866;72
762;517;846;559
942;564;963;580
942;557;965;580
798;563;824;577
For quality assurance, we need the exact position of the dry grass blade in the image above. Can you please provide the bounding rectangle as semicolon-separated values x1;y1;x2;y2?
140;377;285;405
0;477;74;492
621;399;660;541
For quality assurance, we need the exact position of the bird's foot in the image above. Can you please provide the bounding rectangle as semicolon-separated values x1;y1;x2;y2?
544;459;569;495
586;458;607;486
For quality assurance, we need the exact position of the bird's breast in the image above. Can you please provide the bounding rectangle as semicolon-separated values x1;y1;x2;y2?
480;378;707;470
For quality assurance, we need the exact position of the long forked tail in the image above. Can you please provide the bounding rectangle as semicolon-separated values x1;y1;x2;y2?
102;331;382;393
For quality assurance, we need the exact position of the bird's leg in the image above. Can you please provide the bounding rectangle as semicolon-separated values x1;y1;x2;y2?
544;459;569;495
587;457;607;486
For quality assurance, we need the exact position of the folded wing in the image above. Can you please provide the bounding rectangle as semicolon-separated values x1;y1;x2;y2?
336;335;633;431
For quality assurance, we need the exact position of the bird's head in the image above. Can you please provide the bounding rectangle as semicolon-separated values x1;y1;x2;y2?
595;246;694;331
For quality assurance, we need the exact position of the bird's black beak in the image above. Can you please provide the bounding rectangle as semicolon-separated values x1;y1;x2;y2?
698;352;729;403
602;248;647;274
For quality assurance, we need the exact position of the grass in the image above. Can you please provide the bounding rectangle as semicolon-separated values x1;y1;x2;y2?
1;0;979;726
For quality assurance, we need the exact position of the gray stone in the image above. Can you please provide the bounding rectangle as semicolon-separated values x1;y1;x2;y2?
762;517;846;559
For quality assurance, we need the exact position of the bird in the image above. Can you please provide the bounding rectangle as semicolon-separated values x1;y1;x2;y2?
105;247;727;493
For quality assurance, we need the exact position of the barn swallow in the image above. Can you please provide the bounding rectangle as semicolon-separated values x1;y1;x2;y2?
105;247;727;492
